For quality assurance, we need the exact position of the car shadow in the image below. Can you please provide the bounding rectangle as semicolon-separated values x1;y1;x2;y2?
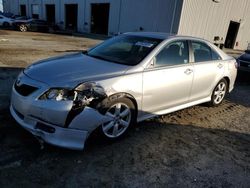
227;70;250;107
236;70;250;85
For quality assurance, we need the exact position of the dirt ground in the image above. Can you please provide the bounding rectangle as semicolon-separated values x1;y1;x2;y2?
0;30;102;67
0;30;249;188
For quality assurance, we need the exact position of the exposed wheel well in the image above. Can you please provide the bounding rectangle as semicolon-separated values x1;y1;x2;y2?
108;93;138;117
223;77;230;92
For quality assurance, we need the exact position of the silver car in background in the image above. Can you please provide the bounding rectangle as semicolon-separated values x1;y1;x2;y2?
10;32;237;150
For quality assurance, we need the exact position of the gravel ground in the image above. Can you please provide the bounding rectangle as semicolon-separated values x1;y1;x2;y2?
0;30;249;188
0;30;102;67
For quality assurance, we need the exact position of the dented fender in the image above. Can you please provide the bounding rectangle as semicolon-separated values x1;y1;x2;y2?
68;106;112;132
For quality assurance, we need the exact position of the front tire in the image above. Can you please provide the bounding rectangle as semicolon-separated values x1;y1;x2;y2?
100;97;136;140
209;78;228;106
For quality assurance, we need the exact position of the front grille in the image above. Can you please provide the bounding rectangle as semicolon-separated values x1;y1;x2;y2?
14;82;38;96
239;60;250;68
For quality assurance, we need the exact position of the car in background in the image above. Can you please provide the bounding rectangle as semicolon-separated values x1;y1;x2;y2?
0;12;14;18
237;50;250;72
0;15;14;27
13;19;54;32
14;16;30;21
10;32;237;150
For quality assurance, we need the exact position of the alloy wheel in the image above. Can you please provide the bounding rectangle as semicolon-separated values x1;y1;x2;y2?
102;102;132;138
213;81;226;104
20;25;27;32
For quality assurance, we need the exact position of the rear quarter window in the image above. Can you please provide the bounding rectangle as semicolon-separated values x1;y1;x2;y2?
192;41;221;62
211;49;222;60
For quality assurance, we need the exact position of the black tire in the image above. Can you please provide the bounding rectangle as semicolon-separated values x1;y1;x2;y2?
209;78;228;107
98;96;136;141
19;24;28;32
3;22;9;27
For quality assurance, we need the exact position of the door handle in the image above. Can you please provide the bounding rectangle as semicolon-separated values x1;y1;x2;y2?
217;63;223;69
184;68;193;75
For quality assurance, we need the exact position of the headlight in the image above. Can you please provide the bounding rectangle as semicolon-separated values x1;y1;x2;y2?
40;88;76;101
39;82;106;103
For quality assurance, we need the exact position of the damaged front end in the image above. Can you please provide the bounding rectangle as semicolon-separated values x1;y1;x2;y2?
39;82;110;130
10;77;114;149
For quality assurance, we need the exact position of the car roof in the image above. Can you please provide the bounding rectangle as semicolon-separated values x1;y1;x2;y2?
124;32;231;61
124;32;210;42
125;32;173;40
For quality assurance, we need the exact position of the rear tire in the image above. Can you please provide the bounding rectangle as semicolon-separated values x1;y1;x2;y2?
98;97;136;141
209;78;228;106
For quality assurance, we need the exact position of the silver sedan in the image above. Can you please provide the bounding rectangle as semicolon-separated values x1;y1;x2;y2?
10;32;237;150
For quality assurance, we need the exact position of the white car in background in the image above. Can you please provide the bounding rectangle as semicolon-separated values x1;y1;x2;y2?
0;15;14;27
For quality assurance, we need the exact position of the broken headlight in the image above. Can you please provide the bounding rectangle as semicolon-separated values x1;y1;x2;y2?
74;82;106;98
40;82;106;104
72;82;107;108
40;88;76;101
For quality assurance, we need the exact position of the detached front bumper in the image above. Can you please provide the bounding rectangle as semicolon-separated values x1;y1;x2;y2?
10;104;88;150
10;73;110;150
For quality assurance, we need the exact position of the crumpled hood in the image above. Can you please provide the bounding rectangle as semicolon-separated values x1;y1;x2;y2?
24;53;129;86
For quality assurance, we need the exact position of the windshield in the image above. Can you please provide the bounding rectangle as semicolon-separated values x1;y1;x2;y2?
87;35;162;65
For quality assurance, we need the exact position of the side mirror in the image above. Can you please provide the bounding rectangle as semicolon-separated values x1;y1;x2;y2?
147;57;156;69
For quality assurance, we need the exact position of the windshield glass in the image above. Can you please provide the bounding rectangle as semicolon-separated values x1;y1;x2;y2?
87;35;162;65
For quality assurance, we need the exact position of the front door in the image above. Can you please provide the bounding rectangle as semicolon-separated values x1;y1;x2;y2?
142;40;193;113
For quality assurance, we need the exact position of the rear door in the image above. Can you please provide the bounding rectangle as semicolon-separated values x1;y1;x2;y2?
189;40;225;102
142;40;194;113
